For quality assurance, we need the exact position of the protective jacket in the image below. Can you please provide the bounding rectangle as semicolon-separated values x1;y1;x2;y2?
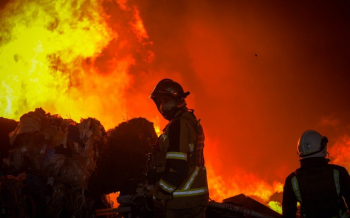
282;157;350;218
153;109;209;209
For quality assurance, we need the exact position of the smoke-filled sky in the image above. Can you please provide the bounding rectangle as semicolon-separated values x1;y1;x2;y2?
131;0;350;200
1;0;350;207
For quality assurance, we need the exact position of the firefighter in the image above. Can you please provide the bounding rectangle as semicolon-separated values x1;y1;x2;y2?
282;130;350;218
149;79;209;218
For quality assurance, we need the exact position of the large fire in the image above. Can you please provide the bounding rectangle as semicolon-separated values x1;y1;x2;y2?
0;0;285;214
206;162;283;212
0;0;158;130
207;163;283;202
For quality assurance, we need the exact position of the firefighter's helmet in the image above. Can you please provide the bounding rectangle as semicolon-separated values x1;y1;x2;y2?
150;79;190;120
297;130;328;159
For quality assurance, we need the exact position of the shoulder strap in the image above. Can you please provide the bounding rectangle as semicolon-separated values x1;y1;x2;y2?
163;115;184;132
174;113;205;167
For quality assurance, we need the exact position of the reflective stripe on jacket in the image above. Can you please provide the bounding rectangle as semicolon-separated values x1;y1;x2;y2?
282;158;350;218
155;110;209;209
291;169;350;218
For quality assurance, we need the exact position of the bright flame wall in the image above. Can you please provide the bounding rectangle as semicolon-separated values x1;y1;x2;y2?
0;0;160;130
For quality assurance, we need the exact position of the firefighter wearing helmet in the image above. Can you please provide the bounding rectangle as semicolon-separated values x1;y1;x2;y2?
150;79;209;218
282;130;350;218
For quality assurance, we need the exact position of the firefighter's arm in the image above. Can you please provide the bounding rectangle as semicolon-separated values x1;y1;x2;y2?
339;167;350;209
154;118;189;200
282;174;298;218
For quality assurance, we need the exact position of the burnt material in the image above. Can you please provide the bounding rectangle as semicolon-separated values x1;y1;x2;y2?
89;117;158;207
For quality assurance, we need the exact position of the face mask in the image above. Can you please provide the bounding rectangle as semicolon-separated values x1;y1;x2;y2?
159;100;176;113
159;101;177;120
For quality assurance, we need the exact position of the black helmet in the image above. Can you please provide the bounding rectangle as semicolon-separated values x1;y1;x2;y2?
150;79;190;120
150;79;190;100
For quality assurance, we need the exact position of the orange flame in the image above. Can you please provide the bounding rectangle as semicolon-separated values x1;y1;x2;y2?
207;163;283;214
204;139;283;213
329;135;350;171
107;192;120;208
207;163;283;203
0;0;285;214
0;0;154;130
268;201;282;214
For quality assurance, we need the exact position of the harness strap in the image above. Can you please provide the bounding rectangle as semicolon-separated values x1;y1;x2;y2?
179;115;205;167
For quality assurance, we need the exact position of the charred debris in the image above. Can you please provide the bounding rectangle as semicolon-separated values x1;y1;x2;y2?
0;108;281;218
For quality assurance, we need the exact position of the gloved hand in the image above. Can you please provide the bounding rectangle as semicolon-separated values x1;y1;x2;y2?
152;181;172;217
152;196;167;218
153;189;172;218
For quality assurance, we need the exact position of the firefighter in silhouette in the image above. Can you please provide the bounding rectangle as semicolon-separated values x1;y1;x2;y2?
149;79;209;218
282;130;350;218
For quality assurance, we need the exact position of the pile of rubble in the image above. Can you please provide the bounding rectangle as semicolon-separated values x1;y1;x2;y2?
0;117;17;169
0;108;159;218
0;173;28;218
1;108;106;217
89;117;158;209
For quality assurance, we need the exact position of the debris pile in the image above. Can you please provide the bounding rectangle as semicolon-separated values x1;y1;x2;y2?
0;110;283;218
0;109;159;217
4;108;105;187
89;117;158;209
0;173;28;218
1;108;106;217
0;117;18;172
